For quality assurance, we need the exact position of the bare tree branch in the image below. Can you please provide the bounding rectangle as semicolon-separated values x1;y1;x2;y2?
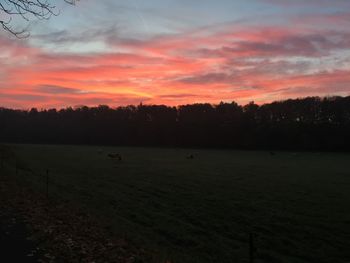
0;0;78;37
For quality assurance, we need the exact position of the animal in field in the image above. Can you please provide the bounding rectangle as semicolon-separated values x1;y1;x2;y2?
269;151;276;156
108;153;122;161
186;154;194;159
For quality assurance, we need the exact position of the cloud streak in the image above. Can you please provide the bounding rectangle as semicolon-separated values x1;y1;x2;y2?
1;7;350;108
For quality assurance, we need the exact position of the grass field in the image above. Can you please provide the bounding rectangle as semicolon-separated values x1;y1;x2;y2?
1;144;350;262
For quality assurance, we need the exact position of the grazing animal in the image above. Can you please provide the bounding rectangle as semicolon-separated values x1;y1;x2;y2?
269;151;276;156
108;153;122;161
186;154;194;160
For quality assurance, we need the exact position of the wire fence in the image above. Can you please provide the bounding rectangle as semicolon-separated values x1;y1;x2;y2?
0;145;260;263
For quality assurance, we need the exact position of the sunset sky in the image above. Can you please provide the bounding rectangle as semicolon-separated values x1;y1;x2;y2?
1;0;350;109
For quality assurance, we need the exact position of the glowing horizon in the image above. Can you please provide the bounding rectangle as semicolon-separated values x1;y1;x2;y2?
1;0;350;109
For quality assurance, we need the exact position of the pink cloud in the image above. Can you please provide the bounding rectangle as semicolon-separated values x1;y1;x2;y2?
1;11;350;109
262;0;350;7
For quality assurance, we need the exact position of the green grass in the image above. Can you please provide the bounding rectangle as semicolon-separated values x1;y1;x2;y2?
2;144;350;262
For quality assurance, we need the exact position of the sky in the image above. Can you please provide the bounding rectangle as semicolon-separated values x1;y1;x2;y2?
0;0;350;109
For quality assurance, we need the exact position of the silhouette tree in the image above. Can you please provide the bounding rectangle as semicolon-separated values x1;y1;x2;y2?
0;0;77;37
0;96;349;151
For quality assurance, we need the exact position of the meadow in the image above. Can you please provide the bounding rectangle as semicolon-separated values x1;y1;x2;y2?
1;144;350;263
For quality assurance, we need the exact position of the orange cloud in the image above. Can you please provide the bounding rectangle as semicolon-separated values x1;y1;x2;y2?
1;14;350;109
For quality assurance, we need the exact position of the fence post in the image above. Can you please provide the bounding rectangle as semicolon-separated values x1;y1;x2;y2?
0;153;3;169
46;169;49;199
15;159;18;175
249;233;256;263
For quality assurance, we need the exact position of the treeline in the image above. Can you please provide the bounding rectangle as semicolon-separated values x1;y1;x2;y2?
1;96;350;151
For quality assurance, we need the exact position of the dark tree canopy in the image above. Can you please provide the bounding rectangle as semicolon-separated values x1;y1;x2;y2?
1;96;350;151
0;0;77;37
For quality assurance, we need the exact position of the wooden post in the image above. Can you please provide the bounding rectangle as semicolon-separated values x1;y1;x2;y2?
15;159;18;175
249;233;256;263
46;169;49;199
0;153;3;169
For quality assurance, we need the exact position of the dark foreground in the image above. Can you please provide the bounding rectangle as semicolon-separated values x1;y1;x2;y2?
1;144;350;263
0;163;151;263
0;216;39;262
